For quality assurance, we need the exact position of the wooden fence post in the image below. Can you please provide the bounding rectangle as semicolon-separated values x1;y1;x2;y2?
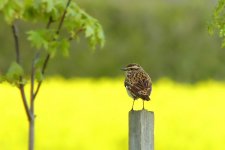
129;110;154;150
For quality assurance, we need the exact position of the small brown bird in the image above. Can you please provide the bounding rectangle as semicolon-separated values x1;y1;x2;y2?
121;63;152;110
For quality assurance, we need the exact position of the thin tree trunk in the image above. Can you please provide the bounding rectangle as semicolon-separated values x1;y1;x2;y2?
28;118;35;150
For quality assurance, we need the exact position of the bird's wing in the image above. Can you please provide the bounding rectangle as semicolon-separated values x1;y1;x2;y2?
125;77;152;100
124;80;139;99
135;77;152;100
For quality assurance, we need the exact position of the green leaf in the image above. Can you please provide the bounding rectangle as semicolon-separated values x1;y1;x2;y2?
96;24;105;48
0;0;8;10
34;57;45;69
48;41;58;57
27;29;52;50
1;0;23;24
33;57;45;82
63;1;105;49
35;69;44;82
209;0;225;47
85;24;95;38
42;0;54;13
27;30;45;49
59;39;70;57
84;22;105;49
23;3;39;21
208;23;214;35
48;39;70;57
6;62;24;84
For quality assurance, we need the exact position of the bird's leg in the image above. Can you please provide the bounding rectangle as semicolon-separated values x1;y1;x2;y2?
142;100;145;110
131;100;135;111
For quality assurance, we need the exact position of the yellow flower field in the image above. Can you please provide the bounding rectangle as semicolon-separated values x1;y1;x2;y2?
0;78;225;150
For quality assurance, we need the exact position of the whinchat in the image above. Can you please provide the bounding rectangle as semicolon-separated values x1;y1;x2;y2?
121;63;152;110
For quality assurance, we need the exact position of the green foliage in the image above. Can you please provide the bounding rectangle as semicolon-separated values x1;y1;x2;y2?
0;0;105;84
63;2;105;48
33;57;45;82
27;29;53;50
5;62;25;85
209;0;225;47
19;0;104;50
0;0;23;24
23;0;65;22
58;39;70;57
35;69;44;82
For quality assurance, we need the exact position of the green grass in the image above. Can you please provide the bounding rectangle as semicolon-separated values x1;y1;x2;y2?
0;78;225;150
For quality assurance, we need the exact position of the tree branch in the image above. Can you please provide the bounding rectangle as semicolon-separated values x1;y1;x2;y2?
56;0;72;35
12;23;20;63
12;23;32;121
46;16;53;29
30;61;35;112
32;0;72;100
68;28;84;41
30;53;40;112
31;16;54;101
32;54;50;100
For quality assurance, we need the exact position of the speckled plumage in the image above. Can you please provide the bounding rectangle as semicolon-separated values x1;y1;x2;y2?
122;63;152;110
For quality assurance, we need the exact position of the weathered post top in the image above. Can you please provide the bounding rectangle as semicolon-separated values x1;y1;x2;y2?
129;110;154;150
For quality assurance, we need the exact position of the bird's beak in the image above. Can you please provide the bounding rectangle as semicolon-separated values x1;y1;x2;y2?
121;67;127;71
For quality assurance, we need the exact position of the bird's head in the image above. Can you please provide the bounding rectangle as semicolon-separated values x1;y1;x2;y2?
121;63;143;73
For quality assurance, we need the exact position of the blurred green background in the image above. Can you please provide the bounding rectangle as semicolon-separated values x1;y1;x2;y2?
1;0;225;150
0;0;224;83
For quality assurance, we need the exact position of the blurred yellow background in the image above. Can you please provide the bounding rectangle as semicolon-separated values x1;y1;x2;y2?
1;78;225;150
